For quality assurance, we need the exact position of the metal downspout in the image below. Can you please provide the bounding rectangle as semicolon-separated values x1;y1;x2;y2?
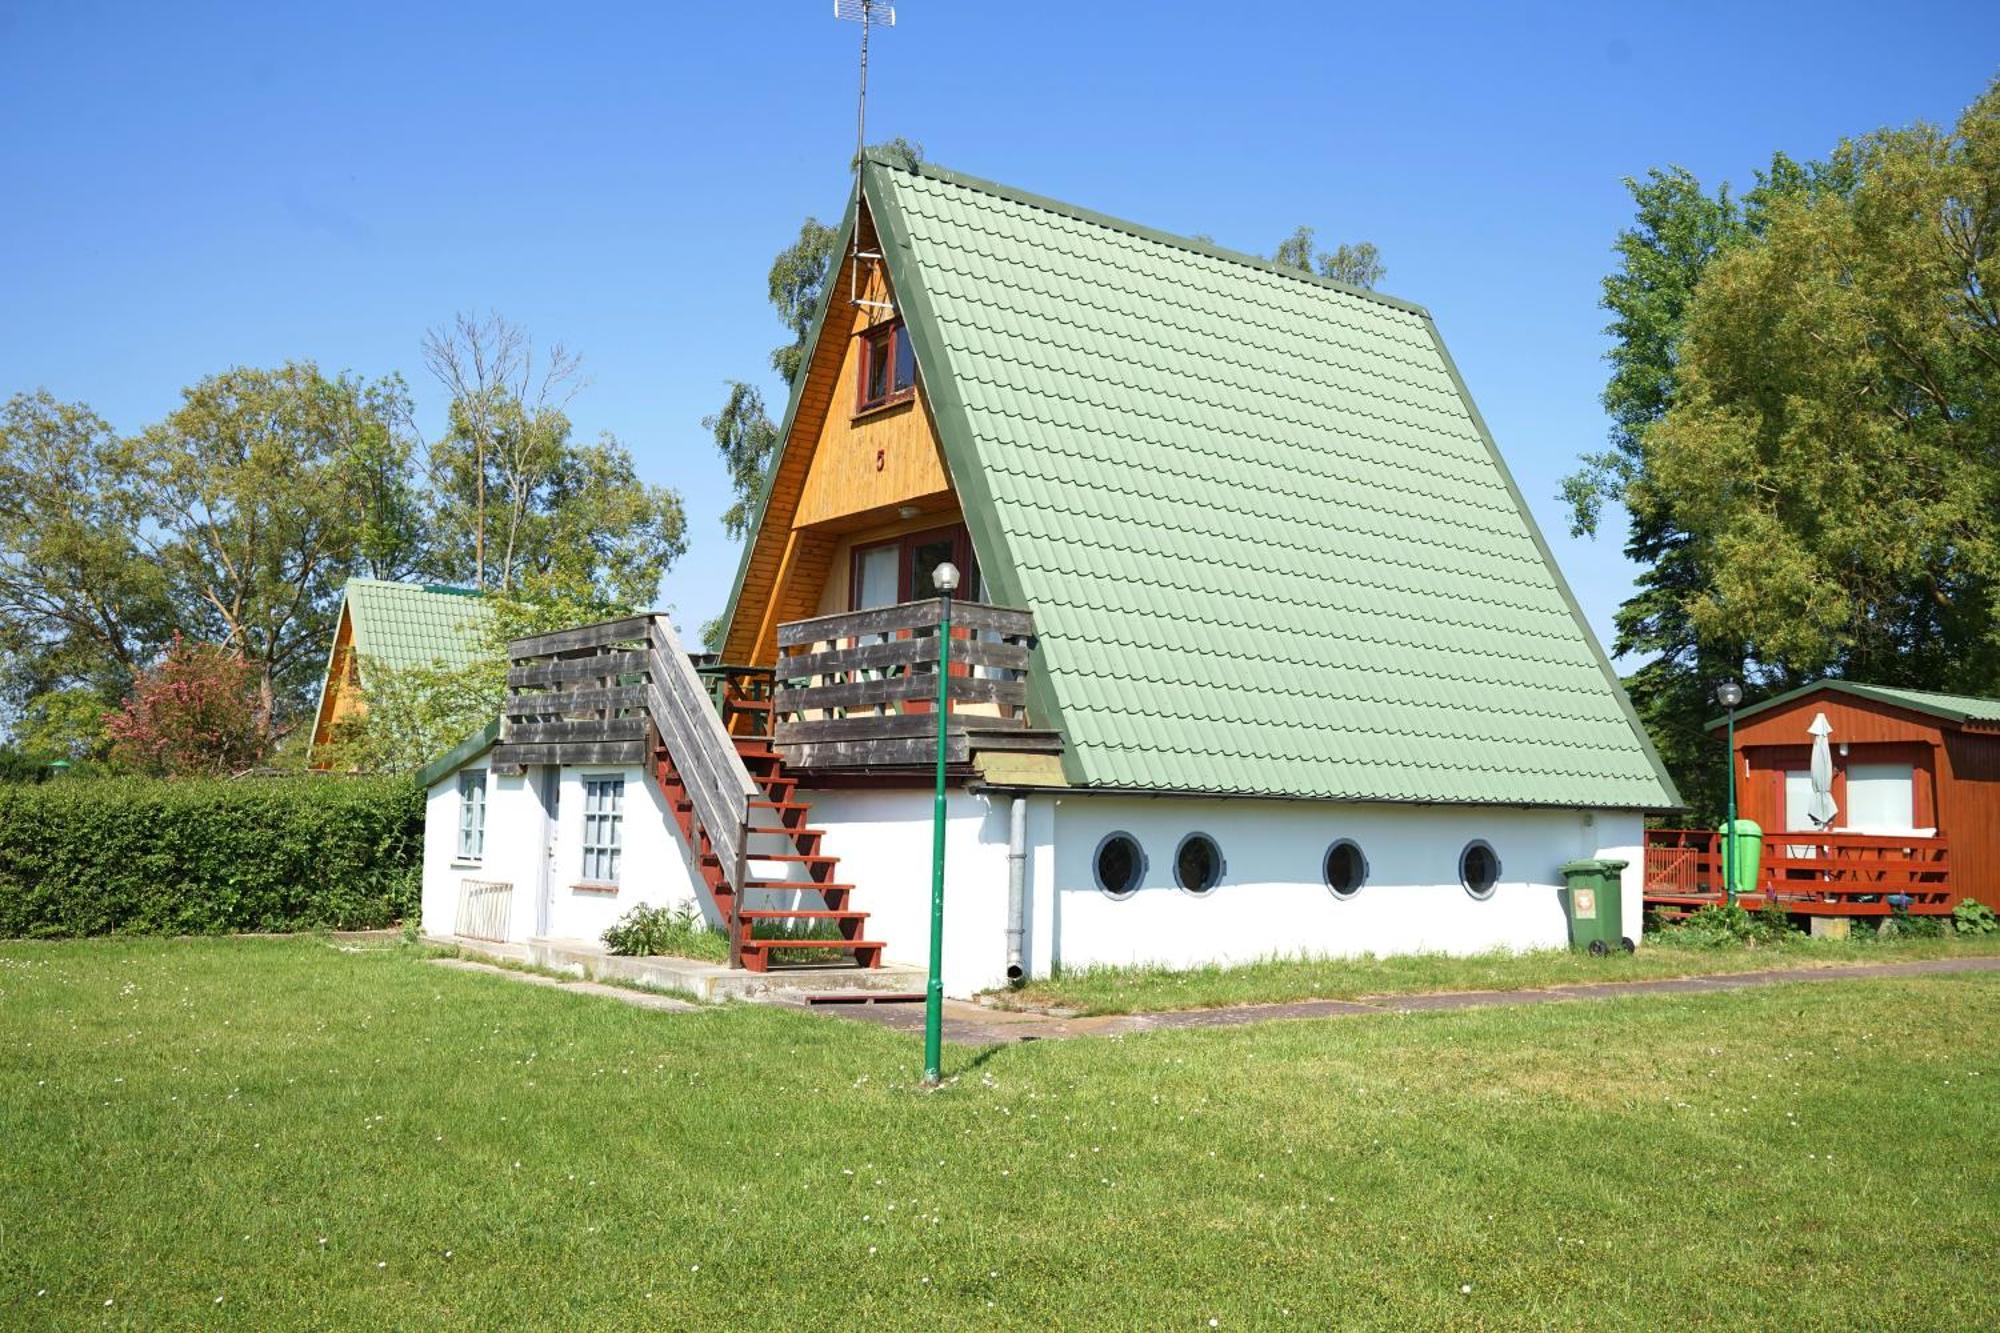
1005;795;1027;983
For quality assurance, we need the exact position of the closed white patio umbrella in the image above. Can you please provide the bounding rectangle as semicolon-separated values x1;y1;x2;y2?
1807;713;1838;829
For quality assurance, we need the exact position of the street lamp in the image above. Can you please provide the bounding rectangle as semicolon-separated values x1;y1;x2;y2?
1716;680;1744;906
923;560;960;1086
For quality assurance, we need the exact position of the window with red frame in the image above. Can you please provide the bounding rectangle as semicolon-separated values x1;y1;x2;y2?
857;320;916;411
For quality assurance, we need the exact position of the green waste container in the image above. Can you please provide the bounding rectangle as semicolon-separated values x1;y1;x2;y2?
1719;818;1763;897
1558;858;1632;955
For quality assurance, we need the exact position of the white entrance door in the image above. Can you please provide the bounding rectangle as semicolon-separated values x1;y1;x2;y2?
536;767;561;936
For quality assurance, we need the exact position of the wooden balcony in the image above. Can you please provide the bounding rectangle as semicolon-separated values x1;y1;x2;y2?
1643;828;1953;918
772;598;1062;770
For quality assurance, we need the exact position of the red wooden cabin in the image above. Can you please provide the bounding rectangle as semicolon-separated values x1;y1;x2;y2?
1644;681;2000;918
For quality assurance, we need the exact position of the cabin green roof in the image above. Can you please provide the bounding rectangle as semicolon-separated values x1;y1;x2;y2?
764;154;1681;809
342;579;492;672
1709;679;2000;730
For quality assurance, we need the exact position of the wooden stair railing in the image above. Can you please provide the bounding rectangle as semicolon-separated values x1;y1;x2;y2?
643;617;882;972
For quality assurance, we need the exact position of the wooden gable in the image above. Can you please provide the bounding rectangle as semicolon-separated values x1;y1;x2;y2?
308;602;363;762
723;201;959;666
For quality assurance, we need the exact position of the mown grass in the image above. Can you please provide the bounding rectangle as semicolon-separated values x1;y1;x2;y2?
2;936;1996;1328
996;932;2000;1015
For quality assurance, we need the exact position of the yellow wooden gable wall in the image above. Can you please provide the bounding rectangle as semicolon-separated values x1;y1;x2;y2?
723;201;961;666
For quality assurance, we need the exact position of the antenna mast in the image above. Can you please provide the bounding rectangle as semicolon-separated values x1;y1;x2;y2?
834;1;897;312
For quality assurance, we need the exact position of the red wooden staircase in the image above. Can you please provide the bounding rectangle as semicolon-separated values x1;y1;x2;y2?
649;672;883;973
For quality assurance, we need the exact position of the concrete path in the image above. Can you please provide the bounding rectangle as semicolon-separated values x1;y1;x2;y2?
804;956;2000;1045
424;952;2000;1042
429;957;701;1012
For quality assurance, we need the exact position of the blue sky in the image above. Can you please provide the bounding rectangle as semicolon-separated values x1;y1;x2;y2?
3;2;1992;661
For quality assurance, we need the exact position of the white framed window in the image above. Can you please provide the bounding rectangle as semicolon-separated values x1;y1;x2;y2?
580;777;625;884
1093;831;1145;899
456;769;488;861
1459;840;1499;899
1173;832;1224;896
1846;763;1915;834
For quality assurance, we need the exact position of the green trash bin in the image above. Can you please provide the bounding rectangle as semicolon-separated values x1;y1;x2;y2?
1558;858;1632;955
1718;819;1762;898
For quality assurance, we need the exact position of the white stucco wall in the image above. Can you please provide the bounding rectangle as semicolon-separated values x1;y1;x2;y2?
421;761;700;946
422;763;544;943
793;788;1018;998
1045;796;1645;974
423;753;1649;992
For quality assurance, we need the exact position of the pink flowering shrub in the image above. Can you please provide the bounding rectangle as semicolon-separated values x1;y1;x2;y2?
105;636;266;777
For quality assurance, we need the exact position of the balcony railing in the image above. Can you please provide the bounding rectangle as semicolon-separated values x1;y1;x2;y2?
771;598;1060;769
1642;828;1952;917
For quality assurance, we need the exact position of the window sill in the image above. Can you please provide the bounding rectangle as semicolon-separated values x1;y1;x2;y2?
451;859;484;871
851;390;916;422
571;881;621;895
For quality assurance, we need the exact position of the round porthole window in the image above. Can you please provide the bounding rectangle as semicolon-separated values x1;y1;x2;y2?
1094;832;1145;899
1174;833;1224;896
1459;840;1500;900
1324;839;1367;897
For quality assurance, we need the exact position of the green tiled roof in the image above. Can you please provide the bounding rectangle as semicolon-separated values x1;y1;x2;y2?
859;155;1680;810
1715;680;2000;729
343;578;492;673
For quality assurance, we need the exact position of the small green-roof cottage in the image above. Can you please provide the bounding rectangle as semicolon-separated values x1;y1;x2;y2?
416;153;1680;991
309;579;490;767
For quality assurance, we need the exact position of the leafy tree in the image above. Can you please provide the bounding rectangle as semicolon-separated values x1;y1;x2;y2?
130;363;409;730
422;312;686;606
1569;79;1999;817
1270;225;1387;289
767;219;840;384
0;391;174;706
105;635;265;776
14;688;114;765
1646;84;2000;689
706;382;782;543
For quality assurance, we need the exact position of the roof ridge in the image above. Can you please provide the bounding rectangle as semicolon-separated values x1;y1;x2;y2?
861;149;1431;318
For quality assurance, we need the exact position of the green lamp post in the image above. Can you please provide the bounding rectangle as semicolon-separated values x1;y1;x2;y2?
923;559;961;1087
1716;679;1743;905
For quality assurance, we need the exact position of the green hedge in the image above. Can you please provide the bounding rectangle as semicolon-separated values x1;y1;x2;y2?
0;776;423;937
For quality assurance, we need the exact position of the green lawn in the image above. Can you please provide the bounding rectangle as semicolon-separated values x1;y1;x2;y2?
3;938;1997;1329
996;933;2000;1015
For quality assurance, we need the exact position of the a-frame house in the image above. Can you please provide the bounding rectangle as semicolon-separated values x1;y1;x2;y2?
416;151;1680;994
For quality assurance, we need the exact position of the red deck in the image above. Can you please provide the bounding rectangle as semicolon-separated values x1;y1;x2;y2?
1643;828;1953;918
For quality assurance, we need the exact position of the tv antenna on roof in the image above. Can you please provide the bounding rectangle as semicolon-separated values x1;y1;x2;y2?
834;1;898;314
834;0;894;174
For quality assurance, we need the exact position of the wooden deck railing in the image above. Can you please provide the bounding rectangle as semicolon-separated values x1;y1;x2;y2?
1642;828;1953;916
772;598;1060;768
493;613;759;908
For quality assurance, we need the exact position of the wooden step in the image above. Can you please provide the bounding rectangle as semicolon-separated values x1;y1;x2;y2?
747;799;809;814
745;852;839;866
747;825;824;840
738;908;869;922
744;879;854;893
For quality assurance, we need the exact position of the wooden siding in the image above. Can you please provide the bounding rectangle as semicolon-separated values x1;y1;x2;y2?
724;202;959;668
1727;685;2000;911
309;605;362;762
1941;730;2000;911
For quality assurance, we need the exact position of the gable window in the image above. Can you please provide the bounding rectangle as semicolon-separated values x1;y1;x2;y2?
457;769;488;861
580;777;624;884
857;319;916;413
